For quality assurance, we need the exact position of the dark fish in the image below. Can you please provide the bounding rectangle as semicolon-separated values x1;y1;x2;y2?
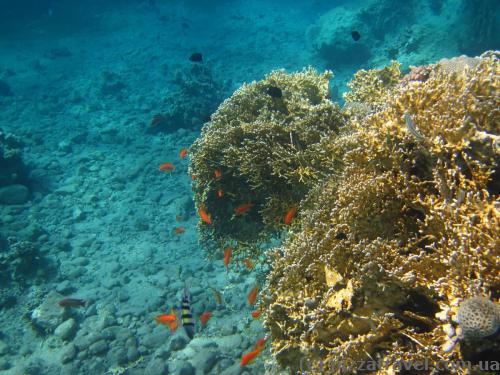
181;283;195;339
266;86;282;98
189;53;203;62
335;232;347;240
58;298;86;308
351;30;361;41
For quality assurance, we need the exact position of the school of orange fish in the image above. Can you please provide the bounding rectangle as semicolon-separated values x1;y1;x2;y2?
57;144;296;367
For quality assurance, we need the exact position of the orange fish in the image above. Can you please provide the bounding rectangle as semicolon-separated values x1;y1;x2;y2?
254;337;267;351
191;174;197;181
198;205;212;224
243;258;254;270
234;202;253;216
200;312;212;327
217;189;223;199
224;247;231;271
179;148;188;158
248;286;259;305
172;226;185;235
155;309;178;332
214;169;222;179
251;311;261;319
240;348;262;367
159;162;175;172
283;206;297;225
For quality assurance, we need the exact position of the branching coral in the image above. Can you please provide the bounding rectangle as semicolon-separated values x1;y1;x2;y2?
263;52;499;373
189;68;346;259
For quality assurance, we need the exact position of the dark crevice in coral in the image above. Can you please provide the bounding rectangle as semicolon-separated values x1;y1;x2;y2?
399;291;440;317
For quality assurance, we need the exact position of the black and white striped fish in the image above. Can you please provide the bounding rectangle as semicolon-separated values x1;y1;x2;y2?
181;283;195;339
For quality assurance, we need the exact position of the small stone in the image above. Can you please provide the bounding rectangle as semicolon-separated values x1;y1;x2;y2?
169;335;188;351
88;340;108;355
0;184;29;204
191;351;218;374
0;340;9;355
31;291;67;332
107;347;128;366
127;346;140;362
56;280;75;294
0;357;10;370
55;318;77;341
178;362;195;375
145;358;167;375
60;344;77;364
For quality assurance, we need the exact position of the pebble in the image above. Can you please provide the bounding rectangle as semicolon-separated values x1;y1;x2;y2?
107;347;128;366
31;291;67;332
0;339;9;355
191;351;218;374
145;358;167;375
169;335;188;351
0;184;29;204
127;346;140;362
60;344;77;364
54;318;77;341
178;362;196;375
88;340;109;355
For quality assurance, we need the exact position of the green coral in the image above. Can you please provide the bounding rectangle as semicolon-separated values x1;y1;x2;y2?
189;68;346;258
263;53;499;373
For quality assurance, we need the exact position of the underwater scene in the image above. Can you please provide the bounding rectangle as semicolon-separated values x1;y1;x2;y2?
0;0;499;374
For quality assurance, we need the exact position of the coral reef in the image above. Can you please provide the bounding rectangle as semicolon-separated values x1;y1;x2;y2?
307;0;415;68
189;68;346;259
149;64;228;133
457;297;499;341
263;52;499;373
0;129;30;204
343;60;402;111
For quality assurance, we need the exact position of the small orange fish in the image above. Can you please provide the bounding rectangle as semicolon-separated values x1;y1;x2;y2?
200;312;212;327
199;205;212;224
179;148;188;158
155;313;176;325
224;247;231;271
159;162;175;172
214;169;222;179
234;202;253;216
191;174;197;181
254;337;267;351
217;189;223;199
240;348;262;367
248;286;259;305
172;226;185;235
251;311;261;319
283;206;297;225
243;258;254;270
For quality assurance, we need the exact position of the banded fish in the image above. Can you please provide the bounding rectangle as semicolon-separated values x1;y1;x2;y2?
181;283;195;339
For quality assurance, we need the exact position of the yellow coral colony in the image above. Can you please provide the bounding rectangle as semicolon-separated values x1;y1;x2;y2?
264;52;499;373
189;69;346;260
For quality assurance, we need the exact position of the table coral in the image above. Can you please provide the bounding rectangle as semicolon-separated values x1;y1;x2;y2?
263;52;499;373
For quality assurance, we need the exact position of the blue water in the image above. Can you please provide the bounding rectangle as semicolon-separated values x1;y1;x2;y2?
0;0;498;374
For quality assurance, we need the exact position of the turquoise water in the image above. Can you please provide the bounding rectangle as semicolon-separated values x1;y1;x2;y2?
0;0;498;374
